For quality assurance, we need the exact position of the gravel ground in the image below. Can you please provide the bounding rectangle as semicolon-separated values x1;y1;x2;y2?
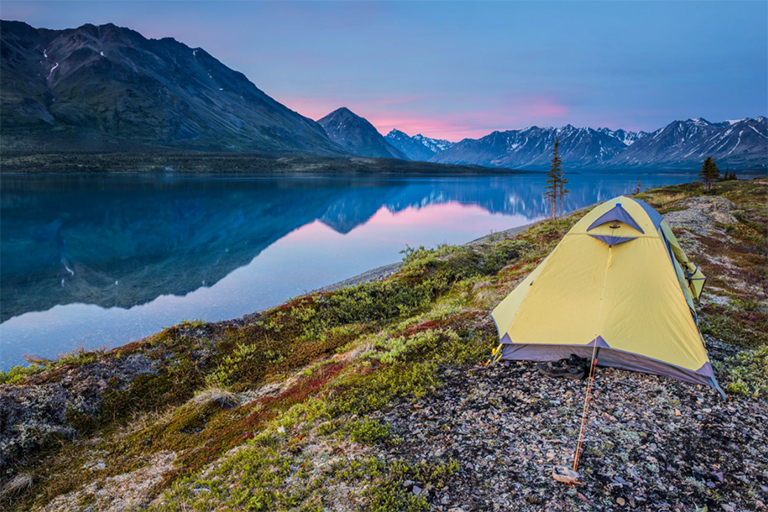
370;350;768;511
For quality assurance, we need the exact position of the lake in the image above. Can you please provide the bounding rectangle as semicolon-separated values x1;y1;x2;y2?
0;171;706;369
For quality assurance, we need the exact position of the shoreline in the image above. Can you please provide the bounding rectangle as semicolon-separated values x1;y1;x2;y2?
316;202;598;293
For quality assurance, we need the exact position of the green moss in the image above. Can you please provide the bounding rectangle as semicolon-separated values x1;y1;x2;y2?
363;459;459;512
330;361;438;417
718;345;768;398
180;318;207;329
348;418;394;446
0;363;45;384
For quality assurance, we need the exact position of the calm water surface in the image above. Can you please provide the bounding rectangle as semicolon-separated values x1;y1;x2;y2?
1;171;703;368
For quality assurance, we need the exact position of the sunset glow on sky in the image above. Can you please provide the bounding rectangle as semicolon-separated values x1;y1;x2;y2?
3;1;766;141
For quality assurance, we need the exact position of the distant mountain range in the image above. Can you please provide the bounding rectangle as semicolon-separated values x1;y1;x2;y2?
602;118;767;171
385;129;455;161
1;20;765;170
429;118;767;171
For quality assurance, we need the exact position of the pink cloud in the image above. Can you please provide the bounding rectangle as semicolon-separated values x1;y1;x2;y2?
519;97;571;119
276;94;574;141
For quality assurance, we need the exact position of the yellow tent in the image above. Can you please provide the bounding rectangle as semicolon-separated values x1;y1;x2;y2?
491;196;722;397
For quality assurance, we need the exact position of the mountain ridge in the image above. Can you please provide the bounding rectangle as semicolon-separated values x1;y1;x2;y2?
317;107;407;159
385;129;455;161
0;20;345;154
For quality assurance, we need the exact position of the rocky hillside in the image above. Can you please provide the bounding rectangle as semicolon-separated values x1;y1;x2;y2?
0;20;343;154
1;180;766;511
431;118;768;171
317;107;407;159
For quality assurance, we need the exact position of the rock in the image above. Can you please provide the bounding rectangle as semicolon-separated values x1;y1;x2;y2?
413;485;423;496
664;197;737;234
617;497;626;506
552;466;584;485
441;494;451;505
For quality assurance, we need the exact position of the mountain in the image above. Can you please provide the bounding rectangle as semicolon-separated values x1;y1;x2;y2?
606;117;768;170
0;20;344;153
385;129;455;161
317;107;407;159
597;128;648;146
430;119;767;171
431;125;630;170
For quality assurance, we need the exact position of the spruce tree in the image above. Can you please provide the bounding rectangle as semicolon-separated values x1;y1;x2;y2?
699;156;720;192
557;162;569;218
544;137;563;218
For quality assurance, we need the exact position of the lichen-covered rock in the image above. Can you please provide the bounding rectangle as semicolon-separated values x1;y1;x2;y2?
664;196;737;234
0;354;158;468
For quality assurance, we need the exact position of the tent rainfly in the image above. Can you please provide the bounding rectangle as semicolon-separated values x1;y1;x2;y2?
491;195;724;398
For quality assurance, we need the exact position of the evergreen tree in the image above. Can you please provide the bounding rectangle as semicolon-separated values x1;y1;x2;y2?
699;156;720;192
544;137;565;218
557;162;569;218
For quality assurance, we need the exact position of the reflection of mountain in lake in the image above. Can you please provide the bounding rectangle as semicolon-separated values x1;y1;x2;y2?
1;173;661;321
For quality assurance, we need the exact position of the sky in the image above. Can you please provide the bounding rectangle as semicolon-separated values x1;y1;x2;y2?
2;1;766;141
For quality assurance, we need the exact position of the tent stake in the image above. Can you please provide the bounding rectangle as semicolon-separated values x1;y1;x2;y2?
573;349;599;472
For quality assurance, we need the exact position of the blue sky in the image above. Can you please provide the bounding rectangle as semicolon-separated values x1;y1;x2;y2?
2;1;766;140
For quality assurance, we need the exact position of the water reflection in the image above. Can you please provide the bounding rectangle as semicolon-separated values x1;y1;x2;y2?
1;172;698;367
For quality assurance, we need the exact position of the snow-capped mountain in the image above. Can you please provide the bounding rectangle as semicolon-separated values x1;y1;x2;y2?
412;133;454;153
607;117;767;170
597;128;649;146
431;125;630;170
385;129;455;161
317;108;407;159
430;118;766;171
